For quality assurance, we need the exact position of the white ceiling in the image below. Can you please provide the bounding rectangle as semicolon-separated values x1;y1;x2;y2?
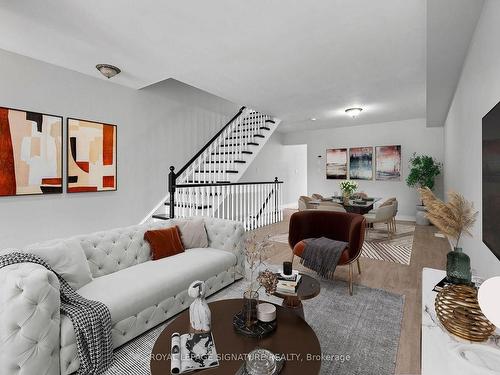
426;0;484;127
0;0;426;132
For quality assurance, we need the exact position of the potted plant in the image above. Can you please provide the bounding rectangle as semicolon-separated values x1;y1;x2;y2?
339;180;358;205
406;153;442;224
419;187;478;284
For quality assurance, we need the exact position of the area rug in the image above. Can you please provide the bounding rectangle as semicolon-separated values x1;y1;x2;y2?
104;278;404;375
269;222;415;266
361;222;415;265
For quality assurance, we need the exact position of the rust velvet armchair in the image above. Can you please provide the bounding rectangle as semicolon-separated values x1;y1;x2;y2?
288;210;366;295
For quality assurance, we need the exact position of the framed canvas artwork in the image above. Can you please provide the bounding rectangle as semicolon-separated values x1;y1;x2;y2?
349;147;373;180
326;148;348;179
375;145;401;181
0;106;62;196
67;118;117;193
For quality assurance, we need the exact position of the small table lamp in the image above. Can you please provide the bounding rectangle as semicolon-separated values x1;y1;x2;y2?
478;276;500;328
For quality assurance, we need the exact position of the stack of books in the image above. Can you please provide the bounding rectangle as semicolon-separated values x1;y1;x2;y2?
276;270;302;293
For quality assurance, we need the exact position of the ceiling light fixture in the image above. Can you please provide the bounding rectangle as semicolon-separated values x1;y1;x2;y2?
310;117;317;121
345;107;363;118
96;64;121;79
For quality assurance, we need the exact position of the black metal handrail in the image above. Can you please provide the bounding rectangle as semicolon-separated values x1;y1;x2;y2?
175;106;246;178
176;178;282;188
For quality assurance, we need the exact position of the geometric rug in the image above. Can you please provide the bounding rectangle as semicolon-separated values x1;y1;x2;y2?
270;222;415;266
361;222;415;265
104;277;404;375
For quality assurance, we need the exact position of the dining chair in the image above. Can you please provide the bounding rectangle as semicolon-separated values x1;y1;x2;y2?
363;203;395;239
317;201;347;212
298;196;316;211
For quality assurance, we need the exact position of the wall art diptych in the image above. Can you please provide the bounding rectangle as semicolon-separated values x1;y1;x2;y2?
0;107;63;196
326;148;348;179
349;147;373;180
67;118;117;193
375;145;401;181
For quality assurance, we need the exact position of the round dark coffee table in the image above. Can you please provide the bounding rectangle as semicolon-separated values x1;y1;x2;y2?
273;273;320;318
150;298;321;375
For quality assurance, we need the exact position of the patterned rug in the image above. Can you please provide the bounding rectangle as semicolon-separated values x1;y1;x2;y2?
269;222;415;266
104;277;404;375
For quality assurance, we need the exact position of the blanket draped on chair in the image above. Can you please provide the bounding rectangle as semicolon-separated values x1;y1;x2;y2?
0;252;113;375
300;237;348;278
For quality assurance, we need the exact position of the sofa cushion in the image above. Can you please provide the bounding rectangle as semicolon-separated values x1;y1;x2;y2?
175;218;208;249
24;239;92;290
144;226;184;260
76;248;237;323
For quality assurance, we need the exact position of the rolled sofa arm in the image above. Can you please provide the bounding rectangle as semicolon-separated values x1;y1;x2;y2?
0;263;61;375
204;217;245;277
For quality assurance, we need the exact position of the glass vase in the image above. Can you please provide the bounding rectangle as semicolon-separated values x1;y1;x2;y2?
446;247;472;285
242;290;259;327
342;193;350;205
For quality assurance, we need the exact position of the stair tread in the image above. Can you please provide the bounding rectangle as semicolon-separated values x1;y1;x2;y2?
152;214;170;220
211;151;253;155
221;142;259;147
194;170;238;173
265;119;276;124
226;134;264;140
205;160;246;163
186;180;231;184
165;202;212;209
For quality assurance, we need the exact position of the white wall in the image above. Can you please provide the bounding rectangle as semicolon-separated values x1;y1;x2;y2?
444;0;500;278
239;132;308;206
0;49;240;249
282;118;444;220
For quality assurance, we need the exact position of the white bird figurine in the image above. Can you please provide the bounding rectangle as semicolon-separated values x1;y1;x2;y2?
188;280;211;332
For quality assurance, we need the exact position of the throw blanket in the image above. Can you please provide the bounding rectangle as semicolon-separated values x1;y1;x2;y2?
0;252;113;375
300;237;348;278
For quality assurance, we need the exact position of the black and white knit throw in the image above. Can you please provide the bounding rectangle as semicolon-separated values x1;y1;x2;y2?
300;237;348;278
0;252;113;375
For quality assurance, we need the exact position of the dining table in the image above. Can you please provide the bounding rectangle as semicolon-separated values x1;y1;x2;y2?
309;196;382;215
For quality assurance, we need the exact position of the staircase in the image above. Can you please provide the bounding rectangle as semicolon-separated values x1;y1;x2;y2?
142;107;283;230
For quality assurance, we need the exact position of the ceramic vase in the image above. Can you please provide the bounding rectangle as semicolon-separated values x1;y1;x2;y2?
188;280;211;332
446;247;472;285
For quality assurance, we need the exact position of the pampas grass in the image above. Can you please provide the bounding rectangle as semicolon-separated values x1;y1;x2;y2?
419;187;478;248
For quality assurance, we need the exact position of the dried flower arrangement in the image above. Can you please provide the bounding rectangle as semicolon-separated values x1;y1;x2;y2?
419;187;478;248
243;233;278;294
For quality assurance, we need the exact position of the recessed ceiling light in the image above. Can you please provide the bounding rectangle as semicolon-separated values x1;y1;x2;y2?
96;64;121;79
310;117;317;121
345;107;363;118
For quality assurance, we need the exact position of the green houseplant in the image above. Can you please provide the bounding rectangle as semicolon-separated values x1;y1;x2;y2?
406;153;442;190
406;153;442;225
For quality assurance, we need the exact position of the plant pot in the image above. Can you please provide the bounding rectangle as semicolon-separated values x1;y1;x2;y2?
415;205;430;225
342;194;350;205
242;290;259;327
446;247;472;285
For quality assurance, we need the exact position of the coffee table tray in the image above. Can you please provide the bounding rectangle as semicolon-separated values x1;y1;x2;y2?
232;312;277;338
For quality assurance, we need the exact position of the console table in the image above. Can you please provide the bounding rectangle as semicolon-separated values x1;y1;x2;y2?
421;268;500;375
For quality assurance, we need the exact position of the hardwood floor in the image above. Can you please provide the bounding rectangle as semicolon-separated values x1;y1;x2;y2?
251;211;450;375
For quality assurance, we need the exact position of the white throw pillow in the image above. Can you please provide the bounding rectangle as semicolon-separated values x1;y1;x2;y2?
175;218;209;249
25;239;93;290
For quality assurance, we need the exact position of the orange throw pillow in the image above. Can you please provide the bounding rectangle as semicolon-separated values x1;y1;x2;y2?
144;226;185;260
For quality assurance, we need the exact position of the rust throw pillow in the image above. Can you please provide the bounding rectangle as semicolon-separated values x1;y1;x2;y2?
144;226;185;260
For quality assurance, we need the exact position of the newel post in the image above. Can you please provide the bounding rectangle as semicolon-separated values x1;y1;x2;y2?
168;166;176;219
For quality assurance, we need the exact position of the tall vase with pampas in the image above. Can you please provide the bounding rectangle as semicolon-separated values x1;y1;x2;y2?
419;188;478;284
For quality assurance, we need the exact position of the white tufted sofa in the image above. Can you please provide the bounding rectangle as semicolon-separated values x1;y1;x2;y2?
0;217;244;375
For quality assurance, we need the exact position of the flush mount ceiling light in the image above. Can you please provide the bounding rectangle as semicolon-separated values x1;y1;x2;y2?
310;117;317;121
345;107;363;118
96;64;121;79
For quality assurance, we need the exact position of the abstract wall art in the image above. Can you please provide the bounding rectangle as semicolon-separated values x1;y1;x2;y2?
375;145;401;181
0;106;62;196
67;118;117;193
349;147;373;180
326;148;348;179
